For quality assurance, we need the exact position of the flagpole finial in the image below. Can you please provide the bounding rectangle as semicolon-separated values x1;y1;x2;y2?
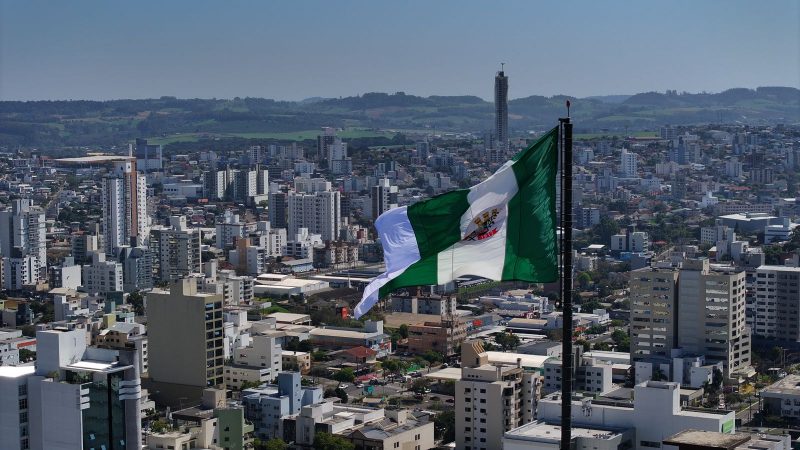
566;100;571;118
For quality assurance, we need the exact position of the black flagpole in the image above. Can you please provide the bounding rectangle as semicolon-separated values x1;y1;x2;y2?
559;112;573;450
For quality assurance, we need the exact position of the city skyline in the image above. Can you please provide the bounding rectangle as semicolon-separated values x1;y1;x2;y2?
1;1;798;101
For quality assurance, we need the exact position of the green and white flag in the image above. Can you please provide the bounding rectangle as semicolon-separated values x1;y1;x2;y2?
354;126;559;318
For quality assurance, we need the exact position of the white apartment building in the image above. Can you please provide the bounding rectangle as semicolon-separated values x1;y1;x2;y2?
700;220;736;245
0;328;142;450
284;227;323;260
370;178;399;219
327;141;352;175
103;159;149;255
216;210;249;249
149;216;202;282
81;251;124;294
0;199;47;290
542;355;614;395
225;335;282;388
287;189;341;242
455;342;539;450
619;148;638;178
678;259;752;380
751;265;800;341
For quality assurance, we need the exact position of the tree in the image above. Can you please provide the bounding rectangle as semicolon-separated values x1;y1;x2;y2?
495;332;520;351
149;419;170;434
433;410;456;443
580;300;602;313
398;324;409;339
412;378;431;394
333;368;355;384
313;432;355;450
422;350;443;365
128;290;145;316
239;380;262;390
611;329;630;352
592;217;620;244
575;339;591;352
577;272;593;290
255;438;288;450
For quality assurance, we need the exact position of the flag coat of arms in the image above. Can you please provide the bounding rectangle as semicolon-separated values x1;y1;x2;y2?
354;126;559;318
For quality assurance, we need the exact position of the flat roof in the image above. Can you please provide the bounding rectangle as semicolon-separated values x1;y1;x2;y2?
68;360;115;371
663;430;751;449
757;265;800;273
763;374;800;395
423;367;463;381
0;365;35;378
485;351;552;368
505;421;624;441
54;155;134;164
267;312;311;323
310;328;380;339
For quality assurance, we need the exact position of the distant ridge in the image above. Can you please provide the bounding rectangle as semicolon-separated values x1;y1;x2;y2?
1;87;797;148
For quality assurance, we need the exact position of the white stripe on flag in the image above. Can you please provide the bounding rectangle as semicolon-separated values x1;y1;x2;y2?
438;160;518;284
354;206;421;319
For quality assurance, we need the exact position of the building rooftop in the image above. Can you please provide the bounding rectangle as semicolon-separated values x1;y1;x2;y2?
267;312;311;324
485;351;552;369
67;360;116;372
663;430;752;450
504;421;625;442
762;374;800;395
423;367;462;381
757;265;800;273
310;327;382;339
0;365;35;378
54;155;134;164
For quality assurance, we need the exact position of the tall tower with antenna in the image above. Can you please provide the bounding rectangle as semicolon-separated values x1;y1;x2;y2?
494;64;509;149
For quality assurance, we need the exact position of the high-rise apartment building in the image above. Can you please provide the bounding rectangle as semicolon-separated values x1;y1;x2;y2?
751;266;800;341
678;259;751;379
370;178;398;220
288;190;341;242
0;199;47;290
103;159;149;256
620;148;638;177
149;216;202;283
268;191;288;229
629;268;679;362
317;127;336;162
135;137;163;172
216;210;248;249
494;69;509;149
327;140;352;175
147;279;225;388
202;166;269;205
629;260;754;382
0;328;142;450
455;341;538;450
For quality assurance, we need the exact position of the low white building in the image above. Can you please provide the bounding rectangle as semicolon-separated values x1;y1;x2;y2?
764;219;798;244
504;421;632;450
761;374;800;419
532;381;736;450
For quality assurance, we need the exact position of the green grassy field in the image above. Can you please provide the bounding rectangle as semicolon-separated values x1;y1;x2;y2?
575;131;659;140
147;128;395;145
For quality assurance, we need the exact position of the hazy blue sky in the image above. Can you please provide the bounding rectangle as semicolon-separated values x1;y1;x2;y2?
1;0;798;101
